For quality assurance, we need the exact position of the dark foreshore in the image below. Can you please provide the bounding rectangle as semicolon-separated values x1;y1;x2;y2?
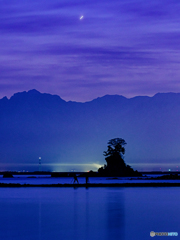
1;170;180;187
1;182;180;187
0;170;179;176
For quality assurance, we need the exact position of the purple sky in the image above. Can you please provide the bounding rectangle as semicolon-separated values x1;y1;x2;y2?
1;0;180;102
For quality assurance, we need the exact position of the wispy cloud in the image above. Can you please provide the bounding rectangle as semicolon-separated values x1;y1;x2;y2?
1;0;180;101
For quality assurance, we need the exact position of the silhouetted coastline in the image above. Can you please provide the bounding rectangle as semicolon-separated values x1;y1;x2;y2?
0;171;179;177
0;182;180;187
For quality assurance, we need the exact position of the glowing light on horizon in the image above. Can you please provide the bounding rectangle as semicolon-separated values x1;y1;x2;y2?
49;163;102;172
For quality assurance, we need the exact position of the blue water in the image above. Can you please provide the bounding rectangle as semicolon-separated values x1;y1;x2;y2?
0;187;179;240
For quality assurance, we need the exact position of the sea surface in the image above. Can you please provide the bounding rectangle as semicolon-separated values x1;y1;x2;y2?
0;187;179;240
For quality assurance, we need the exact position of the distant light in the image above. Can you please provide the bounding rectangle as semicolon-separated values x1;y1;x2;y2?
39;157;42;172
169;169;171;171
80;16;84;20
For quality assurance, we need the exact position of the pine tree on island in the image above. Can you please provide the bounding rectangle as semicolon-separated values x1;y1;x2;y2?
98;138;141;177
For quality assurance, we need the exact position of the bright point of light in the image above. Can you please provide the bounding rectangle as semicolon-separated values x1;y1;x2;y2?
80;16;84;20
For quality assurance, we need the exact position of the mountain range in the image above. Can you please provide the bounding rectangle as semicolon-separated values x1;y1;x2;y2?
0;89;180;172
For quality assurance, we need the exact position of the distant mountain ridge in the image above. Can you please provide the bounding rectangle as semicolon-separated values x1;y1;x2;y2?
0;89;180;172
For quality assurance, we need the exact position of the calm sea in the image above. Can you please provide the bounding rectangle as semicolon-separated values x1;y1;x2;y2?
0;187;179;240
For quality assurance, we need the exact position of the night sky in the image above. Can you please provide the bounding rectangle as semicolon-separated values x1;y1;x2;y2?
1;0;180;102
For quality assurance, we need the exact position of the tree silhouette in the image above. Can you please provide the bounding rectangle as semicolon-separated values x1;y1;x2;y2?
98;138;141;176
103;138;127;173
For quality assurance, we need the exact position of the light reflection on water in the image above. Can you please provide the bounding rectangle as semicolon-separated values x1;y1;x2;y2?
0;187;179;240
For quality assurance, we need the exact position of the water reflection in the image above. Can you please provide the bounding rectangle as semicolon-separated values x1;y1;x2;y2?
69;188;125;240
38;193;42;240
73;189;78;239
107;189;125;240
0;188;180;240
85;189;90;239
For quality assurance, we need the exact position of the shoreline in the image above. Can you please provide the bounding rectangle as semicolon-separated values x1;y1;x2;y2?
1;182;180;187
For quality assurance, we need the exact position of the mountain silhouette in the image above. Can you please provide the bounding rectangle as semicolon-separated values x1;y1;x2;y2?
0;90;180;172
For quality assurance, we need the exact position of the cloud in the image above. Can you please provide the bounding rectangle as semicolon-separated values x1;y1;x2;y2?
1;0;180;101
